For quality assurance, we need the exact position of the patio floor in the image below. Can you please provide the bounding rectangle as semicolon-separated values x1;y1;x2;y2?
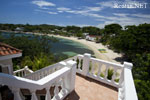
64;74;118;100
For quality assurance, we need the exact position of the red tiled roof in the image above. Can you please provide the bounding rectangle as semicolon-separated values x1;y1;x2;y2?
0;42;22;56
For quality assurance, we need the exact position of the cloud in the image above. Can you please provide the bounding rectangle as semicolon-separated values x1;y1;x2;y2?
56;6;103;19
32;0;55;7
113;13;129;17
97;1;114;8
35;9;58;15
57;7;71;12
85;7;102;12
97;13;150;28
131;13;150;19
48;11;58;14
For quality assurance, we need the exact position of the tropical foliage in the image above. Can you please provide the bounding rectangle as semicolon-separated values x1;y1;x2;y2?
101;23;150;100
0;33;67;71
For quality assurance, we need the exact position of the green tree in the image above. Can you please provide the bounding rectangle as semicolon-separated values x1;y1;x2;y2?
21;56;33;69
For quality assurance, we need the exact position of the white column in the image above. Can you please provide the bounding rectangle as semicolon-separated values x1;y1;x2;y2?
64;60;77;92
60;78;68;96
45;87;51;100
24;66;28;76
123;62;138;100
30;90;38;100
54;82;60;100
119;67;124;87
82;53;91;76
12;87;22;100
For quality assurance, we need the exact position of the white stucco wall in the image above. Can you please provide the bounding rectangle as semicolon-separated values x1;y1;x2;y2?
0;59;13;74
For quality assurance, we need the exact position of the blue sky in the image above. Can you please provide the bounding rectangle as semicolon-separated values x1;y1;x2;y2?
0;0;150;28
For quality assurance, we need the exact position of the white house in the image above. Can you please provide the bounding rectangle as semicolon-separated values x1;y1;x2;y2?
15;27;24;32
0;42;22;74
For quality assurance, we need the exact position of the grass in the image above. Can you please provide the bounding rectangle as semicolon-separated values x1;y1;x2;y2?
98;49;107;53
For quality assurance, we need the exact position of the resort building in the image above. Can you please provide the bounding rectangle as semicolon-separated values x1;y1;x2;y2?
0;43;138;100
85;35;101;42
15;27;24;32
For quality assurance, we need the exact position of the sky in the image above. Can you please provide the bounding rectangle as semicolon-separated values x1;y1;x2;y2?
0;0;150;28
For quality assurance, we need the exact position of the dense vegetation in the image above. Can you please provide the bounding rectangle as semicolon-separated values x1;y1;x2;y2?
0;23;101;36
101;23;150;100
0;33;68;71
0;23;150;100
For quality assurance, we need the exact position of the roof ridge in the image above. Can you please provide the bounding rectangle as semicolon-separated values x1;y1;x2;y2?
0;42;22;52
0;42;22;56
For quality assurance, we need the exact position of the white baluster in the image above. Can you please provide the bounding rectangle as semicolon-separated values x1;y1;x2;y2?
18;72;20;77
60;78;67;96
32;74;35;80
11;87;22;100
21;70;23;77
24;69;27;76
41;72;43;78
105;65;109;79
38;73;41;80
119;68;124;87
91;61;95;74
30;90;38;100
45;86;51;100
52;68;55;73
78;58;81;70
48;69;51;75
82;53;91;76
112;67;117;83
97;63;102;77
53;82;60;100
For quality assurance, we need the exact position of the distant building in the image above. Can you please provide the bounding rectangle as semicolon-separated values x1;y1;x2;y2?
83;33;89;36
86;35;101;42
15;27;24;32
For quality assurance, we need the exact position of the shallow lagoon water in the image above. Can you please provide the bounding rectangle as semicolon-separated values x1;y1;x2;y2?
51;37;94;56
1;32;94;57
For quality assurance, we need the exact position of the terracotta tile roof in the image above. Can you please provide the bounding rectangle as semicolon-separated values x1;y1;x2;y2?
0;42;22;56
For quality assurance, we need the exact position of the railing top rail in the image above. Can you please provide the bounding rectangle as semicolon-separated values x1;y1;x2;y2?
25;63;60;78
13;68;25;73
77;54;84;58
90;57;123;68
63;54;84;62
0;66;70;90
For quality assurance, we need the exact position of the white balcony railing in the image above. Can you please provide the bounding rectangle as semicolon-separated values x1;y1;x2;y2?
64;53;138;100
0;60;76;100
13;66;33;77
0;53;138;100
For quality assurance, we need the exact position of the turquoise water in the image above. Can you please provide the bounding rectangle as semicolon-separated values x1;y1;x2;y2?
51;37;94;56
0;32;94;57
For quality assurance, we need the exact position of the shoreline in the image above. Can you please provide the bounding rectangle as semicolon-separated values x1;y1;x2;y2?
48;34;122;64
0;30;122;63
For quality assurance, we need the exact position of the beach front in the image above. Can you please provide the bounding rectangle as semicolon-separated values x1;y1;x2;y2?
48;34;122;64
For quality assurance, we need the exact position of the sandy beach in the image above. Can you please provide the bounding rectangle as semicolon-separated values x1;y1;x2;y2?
48;34;122;64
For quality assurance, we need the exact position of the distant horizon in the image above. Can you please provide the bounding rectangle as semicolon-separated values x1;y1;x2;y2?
0;0;150;28
1;22;149;29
